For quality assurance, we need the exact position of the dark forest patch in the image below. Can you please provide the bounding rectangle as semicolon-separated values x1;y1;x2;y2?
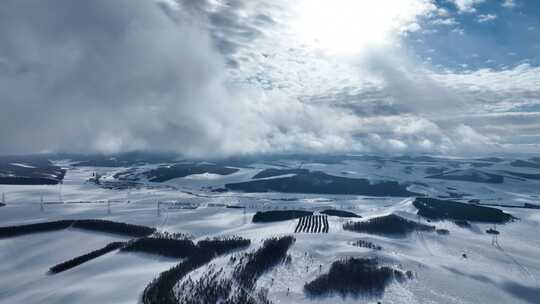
123;236;250;259
143;254;214;304
343;214;435;236
454;220;471;228
470;162;493;168
426;169;504;184
177;266;273;304
122;237;199;258
234;236;295;289
304;258;410;298
436;229;450;235
196;237;251;256
177;267;233;304
500;171;540;180
413;197;514;223
227;171;419;197
175;237;288;304
143;163;239;182
142;236;251;304
252;210;313;223
510;160;540;169
486;228;500;235
0;177;63;185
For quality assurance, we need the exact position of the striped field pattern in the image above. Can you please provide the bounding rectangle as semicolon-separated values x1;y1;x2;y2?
294;215;329;233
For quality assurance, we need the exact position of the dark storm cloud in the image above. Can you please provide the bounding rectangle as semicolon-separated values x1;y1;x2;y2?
178;0;277;61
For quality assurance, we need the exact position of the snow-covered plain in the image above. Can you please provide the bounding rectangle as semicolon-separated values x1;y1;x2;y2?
1;157;539;304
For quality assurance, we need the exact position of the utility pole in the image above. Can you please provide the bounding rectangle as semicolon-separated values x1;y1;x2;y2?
491;224;499;247
157;201;161;217
107;200;111;215
40;194;44;212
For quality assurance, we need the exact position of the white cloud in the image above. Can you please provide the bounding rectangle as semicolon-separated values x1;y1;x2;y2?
437;8;450;17
0;0;539;157
449;0;485;13
502;0;517;8
0;0;256;156
452;27;465;35
477;13;497;23
432;18;459;26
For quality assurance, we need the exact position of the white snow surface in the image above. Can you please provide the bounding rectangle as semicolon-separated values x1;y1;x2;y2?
0;158;539;304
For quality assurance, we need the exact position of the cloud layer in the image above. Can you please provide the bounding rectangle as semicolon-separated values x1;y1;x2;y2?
0;0;539;157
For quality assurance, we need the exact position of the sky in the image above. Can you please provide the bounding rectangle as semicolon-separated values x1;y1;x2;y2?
0;0;539;157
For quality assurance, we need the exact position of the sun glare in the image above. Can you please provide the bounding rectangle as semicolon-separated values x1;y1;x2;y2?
292;0;431;55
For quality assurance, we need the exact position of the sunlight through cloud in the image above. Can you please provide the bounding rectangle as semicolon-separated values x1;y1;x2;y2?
291;0;435;55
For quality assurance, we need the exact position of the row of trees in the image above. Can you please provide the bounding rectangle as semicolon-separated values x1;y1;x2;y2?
0;219;156;239
234;236;295;289
123;236;251;259
72;219;155;237
49;242;125;274
122;237;198;258
0;220;73;238
352;240;382;250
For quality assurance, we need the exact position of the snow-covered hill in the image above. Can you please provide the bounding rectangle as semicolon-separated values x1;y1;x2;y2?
0;155;539;303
